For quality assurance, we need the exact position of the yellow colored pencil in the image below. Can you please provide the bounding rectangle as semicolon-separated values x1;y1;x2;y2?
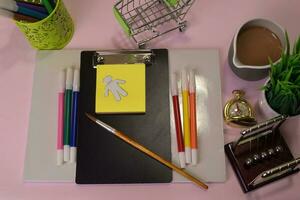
181;70;191;164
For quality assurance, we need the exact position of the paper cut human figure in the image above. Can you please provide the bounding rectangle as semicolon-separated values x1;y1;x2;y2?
103;75;128;101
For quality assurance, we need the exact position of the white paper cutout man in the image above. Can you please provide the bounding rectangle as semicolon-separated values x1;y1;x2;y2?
103;75;128;101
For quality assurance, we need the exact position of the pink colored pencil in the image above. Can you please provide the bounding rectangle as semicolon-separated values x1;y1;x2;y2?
57;70;65;165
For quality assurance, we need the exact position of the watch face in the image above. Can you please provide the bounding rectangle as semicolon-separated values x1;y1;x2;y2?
224;90;257;127
228;101;250;118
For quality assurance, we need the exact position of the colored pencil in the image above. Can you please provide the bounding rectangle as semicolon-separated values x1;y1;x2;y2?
0;7;38;22
41;0;53;14
16;1;48;14
189;69;198;165
181;69;191;164
0;0;47;19
57;70;65;165
171;73;186;168
63;67;73;162
14;12;38;22
70;68;79;163
85;113;208;190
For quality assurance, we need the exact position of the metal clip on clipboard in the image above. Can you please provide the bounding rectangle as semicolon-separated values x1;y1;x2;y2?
92;50;154;67
225;115;300;193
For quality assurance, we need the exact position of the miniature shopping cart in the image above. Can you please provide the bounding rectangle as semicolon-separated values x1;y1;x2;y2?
113;0;195;48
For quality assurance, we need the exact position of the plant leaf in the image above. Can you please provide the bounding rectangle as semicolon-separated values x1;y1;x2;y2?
281;52;288;71
285;30;290;58
284;68;293;81
274;81;281;95
265;32;300;116
294;36;300;54
279;97;291;115
295;76;300;85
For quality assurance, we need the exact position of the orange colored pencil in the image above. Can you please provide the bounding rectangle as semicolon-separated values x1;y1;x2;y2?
189;69;198;165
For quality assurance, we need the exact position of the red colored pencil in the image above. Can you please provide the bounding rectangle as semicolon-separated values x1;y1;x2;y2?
171;73;186;168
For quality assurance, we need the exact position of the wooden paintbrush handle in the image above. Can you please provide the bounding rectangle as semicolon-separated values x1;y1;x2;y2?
116;131;208;190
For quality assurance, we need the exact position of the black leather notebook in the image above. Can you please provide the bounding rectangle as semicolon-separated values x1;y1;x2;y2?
75;49;172;184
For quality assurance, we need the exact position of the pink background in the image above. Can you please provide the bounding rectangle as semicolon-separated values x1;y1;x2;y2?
0;0;300;199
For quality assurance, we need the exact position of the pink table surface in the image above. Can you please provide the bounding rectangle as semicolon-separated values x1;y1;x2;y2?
0;0;300;199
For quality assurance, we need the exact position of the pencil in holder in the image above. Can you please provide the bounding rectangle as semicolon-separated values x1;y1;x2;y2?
15;0;74;50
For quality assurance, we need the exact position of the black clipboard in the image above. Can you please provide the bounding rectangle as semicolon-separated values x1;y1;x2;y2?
75;49;172;184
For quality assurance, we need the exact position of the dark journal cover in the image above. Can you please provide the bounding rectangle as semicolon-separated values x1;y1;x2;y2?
75;49;172;184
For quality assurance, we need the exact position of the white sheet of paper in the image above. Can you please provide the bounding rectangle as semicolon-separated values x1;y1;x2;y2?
24;49;226;183
169;49;226;183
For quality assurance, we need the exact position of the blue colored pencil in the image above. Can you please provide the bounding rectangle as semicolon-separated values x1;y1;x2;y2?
18;5;46;19
70;68;80;163
16;1;48;14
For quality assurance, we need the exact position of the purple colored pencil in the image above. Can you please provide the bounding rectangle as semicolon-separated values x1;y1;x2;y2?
16;1;48;14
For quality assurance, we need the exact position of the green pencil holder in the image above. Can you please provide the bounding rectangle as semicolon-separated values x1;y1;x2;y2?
15;0;74;50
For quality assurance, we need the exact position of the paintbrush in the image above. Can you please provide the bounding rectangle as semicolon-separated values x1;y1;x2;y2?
85;113;208;190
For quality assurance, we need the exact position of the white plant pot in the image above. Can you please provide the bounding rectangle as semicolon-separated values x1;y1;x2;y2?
258;88;279;119
258;79;300;119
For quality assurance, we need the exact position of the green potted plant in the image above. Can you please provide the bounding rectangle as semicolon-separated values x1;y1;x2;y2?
259;32;300;117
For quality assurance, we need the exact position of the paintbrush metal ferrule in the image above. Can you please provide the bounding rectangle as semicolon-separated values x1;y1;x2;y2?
85;113;117;134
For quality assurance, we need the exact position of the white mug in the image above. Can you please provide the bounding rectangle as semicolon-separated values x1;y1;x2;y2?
230;18;286;81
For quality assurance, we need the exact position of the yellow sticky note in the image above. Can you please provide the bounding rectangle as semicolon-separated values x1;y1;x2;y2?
95;64;146;114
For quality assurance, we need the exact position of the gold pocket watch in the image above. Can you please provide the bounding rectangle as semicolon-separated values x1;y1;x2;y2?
224;90;257;127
